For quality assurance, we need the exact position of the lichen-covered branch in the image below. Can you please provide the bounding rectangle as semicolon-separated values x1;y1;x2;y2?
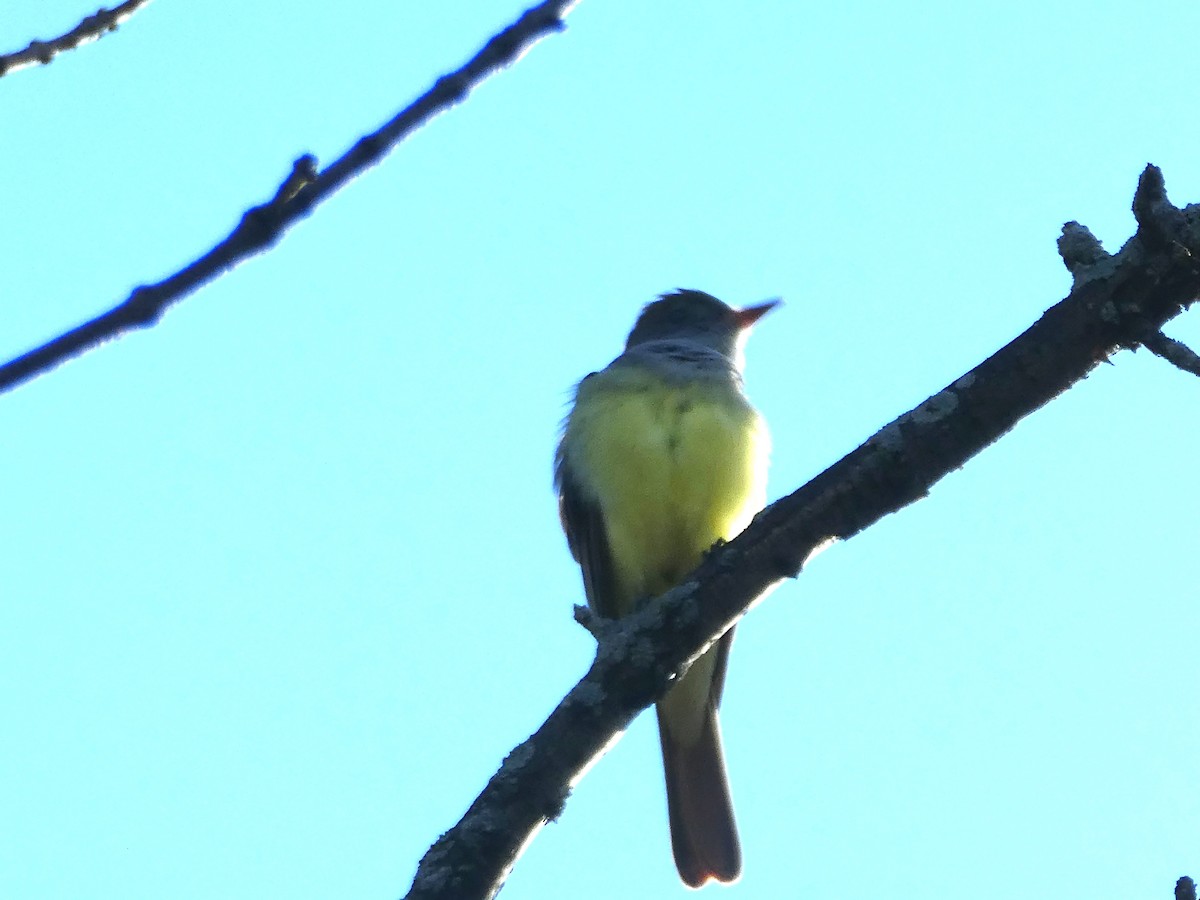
403;166;1200;900
1142;331;1200;377
0;0;156;77
0;0;580;397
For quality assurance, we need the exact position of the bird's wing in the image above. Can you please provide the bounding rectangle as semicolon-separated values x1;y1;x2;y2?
556;449;622;620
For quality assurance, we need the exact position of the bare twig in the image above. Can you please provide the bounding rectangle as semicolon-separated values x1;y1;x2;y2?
0;0;155;77
401;165;1200;899
0;0;580;397
1142;331;1200;377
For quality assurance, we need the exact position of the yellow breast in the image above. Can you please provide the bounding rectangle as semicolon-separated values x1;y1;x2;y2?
563;370;769;614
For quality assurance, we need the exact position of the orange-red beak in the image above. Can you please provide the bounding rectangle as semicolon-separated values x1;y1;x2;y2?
735;298;781;330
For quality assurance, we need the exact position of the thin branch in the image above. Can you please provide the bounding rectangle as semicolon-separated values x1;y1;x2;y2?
0;0;155;77
403;165;1200;900
0;0;580;397
1141;331;1200;377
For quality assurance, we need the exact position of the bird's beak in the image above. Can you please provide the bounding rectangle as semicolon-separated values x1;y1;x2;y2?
735;298;781;330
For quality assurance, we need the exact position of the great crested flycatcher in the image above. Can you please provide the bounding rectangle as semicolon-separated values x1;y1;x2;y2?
555;289;776;887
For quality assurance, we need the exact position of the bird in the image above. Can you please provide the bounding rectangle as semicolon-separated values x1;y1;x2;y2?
555;288;776;887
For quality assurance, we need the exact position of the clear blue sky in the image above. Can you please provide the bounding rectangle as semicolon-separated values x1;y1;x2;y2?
3;3;1198;898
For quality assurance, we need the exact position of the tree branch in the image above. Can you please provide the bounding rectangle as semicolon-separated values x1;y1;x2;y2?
1141;330;1200;377
0;0;156;77
0;0;580;397
403;165;1200;900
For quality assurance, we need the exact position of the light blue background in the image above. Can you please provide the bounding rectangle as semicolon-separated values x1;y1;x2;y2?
3;3;1197;898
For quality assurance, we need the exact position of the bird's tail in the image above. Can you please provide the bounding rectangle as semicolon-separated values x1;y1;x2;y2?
657;701;741;888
